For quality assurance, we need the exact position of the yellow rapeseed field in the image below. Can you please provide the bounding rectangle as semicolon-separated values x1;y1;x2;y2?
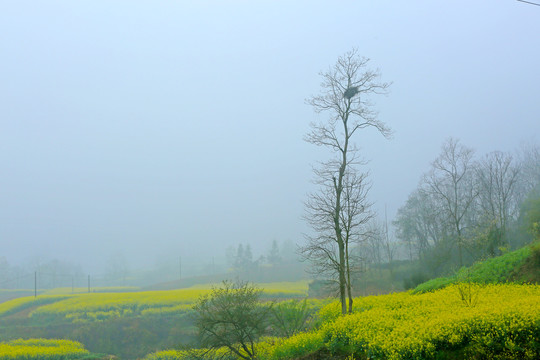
29;288;211;323
0;295;71;318
267;283;540;359
146;283;540;360
0;339;89;360
0;281;308;324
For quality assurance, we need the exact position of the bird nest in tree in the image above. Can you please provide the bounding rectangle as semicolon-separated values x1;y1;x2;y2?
343;86;359;99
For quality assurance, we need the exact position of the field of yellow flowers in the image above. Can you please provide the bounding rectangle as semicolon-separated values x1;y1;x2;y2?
147;283;540;360
28;288;211;323
0;295;71;318
268;283;540;360
0;281;308;324
0;339;90;360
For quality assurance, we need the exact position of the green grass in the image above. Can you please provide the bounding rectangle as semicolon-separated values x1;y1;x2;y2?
414;245;533;293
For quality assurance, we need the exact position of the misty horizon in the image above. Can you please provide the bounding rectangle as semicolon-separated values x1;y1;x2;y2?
1;1;539;276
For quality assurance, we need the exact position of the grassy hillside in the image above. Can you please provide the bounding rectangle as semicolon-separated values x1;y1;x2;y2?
414;242;540;293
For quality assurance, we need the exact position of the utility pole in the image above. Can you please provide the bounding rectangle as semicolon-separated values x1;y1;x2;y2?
34;271;37;298
88;275;90;293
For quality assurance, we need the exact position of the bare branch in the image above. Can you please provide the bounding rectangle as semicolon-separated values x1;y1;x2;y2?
301;49;391;314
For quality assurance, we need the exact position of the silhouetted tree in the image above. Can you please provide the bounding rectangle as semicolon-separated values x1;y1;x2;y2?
300;49;391;314
475;151;520;256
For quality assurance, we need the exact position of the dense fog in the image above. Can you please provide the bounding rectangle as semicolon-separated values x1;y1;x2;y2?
1;1;539;283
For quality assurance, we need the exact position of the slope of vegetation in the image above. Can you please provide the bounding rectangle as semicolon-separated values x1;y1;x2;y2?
413;243;536;293
147;283;540;360
0;295;72;318
512;241;540;283
0;282;309;359
28;289;211;324
0;282;308;325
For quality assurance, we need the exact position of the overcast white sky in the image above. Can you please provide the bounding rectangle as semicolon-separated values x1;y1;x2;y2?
1;1;539;273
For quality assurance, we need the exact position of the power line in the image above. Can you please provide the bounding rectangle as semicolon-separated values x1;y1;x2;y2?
517;0;540;6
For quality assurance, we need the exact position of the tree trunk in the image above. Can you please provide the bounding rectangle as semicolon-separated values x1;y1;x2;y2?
338;241;347;315
345;243;353;314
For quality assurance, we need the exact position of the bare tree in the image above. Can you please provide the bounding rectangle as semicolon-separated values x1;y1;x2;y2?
393;189;451;260
423;138;477;267
302;169;373;313
363;219;384;269
382;206;398;276
300;49;390;315
475;151;520;255
518;143;540;198
341;171;374;312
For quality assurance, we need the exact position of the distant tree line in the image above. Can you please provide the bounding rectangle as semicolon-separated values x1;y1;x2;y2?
393;138;540;278
225;239;305;282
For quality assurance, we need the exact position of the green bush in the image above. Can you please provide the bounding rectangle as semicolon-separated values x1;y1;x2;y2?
269;299;313;337
193;281;272;360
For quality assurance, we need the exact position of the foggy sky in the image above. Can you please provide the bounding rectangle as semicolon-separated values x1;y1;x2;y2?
1;1;539;273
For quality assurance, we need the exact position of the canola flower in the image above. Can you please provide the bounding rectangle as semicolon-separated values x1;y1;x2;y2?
29;289;211;323
266;283;540;360
0;339;89;360
145;283;540;360
0;281;307;324
0;295;71;318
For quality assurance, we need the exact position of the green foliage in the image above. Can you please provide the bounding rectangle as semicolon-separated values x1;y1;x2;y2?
414;245;532;293
307;279;334;298
511;242;540;283
269;299;313;337
193;281;272;360
413;276;453;293
403;271;430;290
